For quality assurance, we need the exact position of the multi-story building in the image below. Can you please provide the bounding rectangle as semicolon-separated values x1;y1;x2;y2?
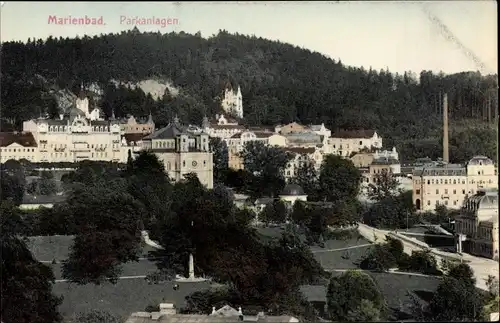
309;123;332;138
221;85;244;119
351;147;399;168
412;156;498;212
0;132;38;163
283;147;323;181
2;90;152;165
226;130;286;170
455;189;498;260
141;118;214;189
328;130;383;158
275;122;308;135
119;114;155;135
202;114;245;139
21;105;124;163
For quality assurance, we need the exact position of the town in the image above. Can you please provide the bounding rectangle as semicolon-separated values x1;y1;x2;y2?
1;2;498;323
1;80;498;323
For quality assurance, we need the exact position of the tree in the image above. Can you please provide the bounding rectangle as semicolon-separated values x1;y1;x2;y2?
1;171;25;205
258;199;288;224
240;141;294;197
359;243;397;271
367;169;400;201
318;155;361;203
346;299;382;321
1;201;63;323
363;190;416;229
209;137;229;184
74;310;121;323
292;161;319;201
290;200;310;226
447;263;476;287
327;270;386;321
423;277;485;321
62;189;144;285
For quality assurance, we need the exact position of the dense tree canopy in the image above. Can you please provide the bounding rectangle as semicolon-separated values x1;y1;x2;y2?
1;201;63;323
1;31;497;162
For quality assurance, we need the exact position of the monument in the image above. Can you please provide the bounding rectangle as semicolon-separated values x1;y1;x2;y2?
175;253;207;283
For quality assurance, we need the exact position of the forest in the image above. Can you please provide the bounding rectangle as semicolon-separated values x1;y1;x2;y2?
1;28;498;162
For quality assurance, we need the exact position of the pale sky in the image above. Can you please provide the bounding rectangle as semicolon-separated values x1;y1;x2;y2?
0;1;497;75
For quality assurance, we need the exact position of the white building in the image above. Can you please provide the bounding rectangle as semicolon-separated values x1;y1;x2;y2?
141;118;214;189
1;90;147;164
202;114;245;139
412;156;498;212
283;147;323;181
221;85;243;119
226;130;287;170
327;130;383;158
309;123;332;138
455;189;499;260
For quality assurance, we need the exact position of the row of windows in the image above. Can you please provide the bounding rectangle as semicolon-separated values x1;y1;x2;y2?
165;160;207;170
416;188;467;195
1;148;36;152
416;178;493;185
48;126;111;132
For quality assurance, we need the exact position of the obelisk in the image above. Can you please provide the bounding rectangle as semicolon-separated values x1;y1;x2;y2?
443;93;449;163
188;253;195;279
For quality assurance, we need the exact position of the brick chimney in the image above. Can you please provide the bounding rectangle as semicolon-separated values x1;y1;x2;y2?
443;93;449;163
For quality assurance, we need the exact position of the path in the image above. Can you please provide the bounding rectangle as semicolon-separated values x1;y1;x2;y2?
357;222;498;291
311;244;372;254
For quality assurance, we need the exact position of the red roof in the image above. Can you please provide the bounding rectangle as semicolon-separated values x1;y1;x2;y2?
0;132;37;147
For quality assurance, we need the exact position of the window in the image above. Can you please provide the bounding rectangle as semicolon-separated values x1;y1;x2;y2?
431;179;435;184
444;200;448;206
445;189;448;194
427;200;431;205
453;189;456;194
436;189;439;194
453;179;456;184
182;161;186;167
416;189;421;195
445;180;448;184
453;201;457;205
359;141;363;145
440;179;443;184
427;180;430;184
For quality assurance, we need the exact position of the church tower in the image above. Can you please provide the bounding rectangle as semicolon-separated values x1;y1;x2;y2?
221;84;243;119
75;83;90;119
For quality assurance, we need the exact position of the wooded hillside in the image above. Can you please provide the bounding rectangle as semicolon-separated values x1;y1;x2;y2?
1;29;497;162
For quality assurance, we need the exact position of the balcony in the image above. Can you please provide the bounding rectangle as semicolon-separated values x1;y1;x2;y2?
54;148;66;152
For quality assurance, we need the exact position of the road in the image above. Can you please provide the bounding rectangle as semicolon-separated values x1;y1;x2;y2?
357;222;498;291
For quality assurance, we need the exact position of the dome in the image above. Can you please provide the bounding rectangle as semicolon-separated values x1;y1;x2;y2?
468;156;493;166
280;184;306;196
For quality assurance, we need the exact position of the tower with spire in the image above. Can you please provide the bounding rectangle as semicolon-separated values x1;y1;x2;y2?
75;82;90;119
221;84;243;119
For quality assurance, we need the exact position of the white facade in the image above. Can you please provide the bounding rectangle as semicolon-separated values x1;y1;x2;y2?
412;156;498;212
202;114;244;139
226;130;286;170
221;86;243;119
455;190;499;260
309;123;332;138
142;120;214;189
283;147;323;181
327;130;383;158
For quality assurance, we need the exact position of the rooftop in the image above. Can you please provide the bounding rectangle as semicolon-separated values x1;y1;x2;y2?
330;129;376;139
0;132;37;147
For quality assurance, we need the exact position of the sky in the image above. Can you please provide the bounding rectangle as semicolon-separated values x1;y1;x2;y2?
0;1;497;75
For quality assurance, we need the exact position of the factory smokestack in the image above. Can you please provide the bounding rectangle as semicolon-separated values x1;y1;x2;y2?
443;93;449;163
